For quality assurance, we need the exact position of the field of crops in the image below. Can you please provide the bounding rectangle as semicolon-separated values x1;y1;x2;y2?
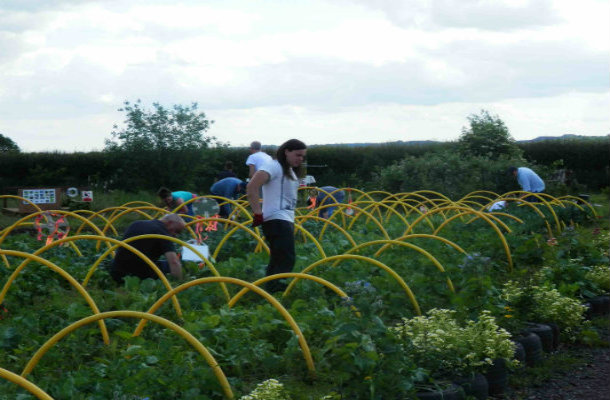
0;189;608;399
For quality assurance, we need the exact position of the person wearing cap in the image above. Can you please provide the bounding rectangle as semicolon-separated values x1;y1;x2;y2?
110;213;186;283
245;141;273;179
508;166;545;201
247;139;307;292
210;177;247;218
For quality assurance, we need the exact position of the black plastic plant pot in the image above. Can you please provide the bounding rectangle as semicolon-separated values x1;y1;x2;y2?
545;321;560;351
587;295;610;316
416;383;465;400
525;323;554;353
453;373;488;400
515;332;543;367
512;339;527;367
484;358;509;396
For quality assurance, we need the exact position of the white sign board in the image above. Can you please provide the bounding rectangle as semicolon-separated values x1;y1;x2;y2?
181;242;209;262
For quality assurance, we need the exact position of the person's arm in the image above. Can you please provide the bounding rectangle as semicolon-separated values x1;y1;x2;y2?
165;251;183;280
247;170;269;215
248;164;256;179
174;197;188;214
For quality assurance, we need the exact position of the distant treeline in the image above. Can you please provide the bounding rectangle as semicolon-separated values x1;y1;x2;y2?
1;137;607;198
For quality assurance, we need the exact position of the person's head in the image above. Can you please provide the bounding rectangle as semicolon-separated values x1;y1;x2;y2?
236;180;247;195
224;160;233;170
277;139;307;179
160;213;186;236
157;187;173;205
249;141;262;154
507;166;518;177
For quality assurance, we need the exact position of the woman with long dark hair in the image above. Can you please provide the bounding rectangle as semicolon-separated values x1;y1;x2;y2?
247;139;307;292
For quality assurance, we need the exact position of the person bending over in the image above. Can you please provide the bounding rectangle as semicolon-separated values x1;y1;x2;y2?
110;213;186;283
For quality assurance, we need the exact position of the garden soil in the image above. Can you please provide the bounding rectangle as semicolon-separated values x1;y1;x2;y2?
503;323;610;400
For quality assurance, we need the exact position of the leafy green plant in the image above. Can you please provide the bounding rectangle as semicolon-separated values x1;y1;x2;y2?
392;309;516;379
500;281;587;341
585;265;610;293
239;379;291;400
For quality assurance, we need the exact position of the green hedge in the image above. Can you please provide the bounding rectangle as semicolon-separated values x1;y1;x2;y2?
1;138;607;196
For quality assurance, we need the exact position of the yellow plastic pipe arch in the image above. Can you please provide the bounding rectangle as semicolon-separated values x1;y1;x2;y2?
185;217;269;259
86;233;230;305
100;206;169;236
71;209;119;236
0;249;110;345
479;197;552;236
227;272;350;307
183;195;251;220
376;234;467;258
557;195;596;216
21;310;234;399
0;367;53;400
411;190;453;202
285;254;421;316
427;208;514;272
24;234;184;317
0;209;108;250
297;186;347;227
500;191;563;234
295;215;357;249
315;204;390;240
109;201;160;219
0;195;42;212
344;188;386;222
292;223;327;259
471;211;524;226
339;239;455;293
458;191;500;204
346;200;411;229
131;277;316;376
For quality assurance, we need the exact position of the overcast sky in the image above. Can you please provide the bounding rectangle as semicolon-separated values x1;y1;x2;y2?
1;0;608;152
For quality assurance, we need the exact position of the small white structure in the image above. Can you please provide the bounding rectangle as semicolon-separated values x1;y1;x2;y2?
488;200;507;211
299;175;316;187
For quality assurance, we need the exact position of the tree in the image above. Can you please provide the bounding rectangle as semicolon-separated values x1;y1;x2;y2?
104;100;215;151
0;133;20;153
458;110;522;160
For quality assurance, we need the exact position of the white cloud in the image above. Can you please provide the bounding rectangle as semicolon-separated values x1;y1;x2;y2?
0;0;608;153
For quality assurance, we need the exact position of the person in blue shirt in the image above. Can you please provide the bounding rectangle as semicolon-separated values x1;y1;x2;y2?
157;187;198;216
210;177;247;218
508;166;545;202
314;186;345;218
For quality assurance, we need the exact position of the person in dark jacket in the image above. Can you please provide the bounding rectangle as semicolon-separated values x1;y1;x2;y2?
110;214;186;283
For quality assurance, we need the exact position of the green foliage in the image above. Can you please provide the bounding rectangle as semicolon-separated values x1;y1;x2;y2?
105;100;216;152
372;149;520;198
392;309;516;378
518;136;609;191
585;265;610;292
0;133;20;153
239;379;291;400
458;110;523;160
500;281;587;341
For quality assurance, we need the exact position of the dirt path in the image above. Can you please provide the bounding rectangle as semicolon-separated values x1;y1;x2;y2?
504;323;610;400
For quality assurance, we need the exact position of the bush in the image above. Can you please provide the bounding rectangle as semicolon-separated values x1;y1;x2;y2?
392;309;515;378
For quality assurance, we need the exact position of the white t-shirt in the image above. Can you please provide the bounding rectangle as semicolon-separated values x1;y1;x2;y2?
245;151;272;172
259;160;298;222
